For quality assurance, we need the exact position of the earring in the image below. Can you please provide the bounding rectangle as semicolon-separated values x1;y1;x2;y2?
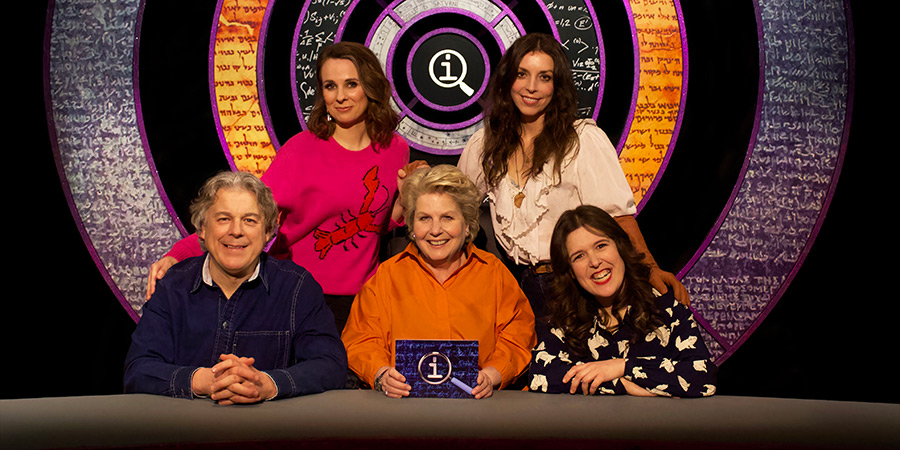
327;114;333;122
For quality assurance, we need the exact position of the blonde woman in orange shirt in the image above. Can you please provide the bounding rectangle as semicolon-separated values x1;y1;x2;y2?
342;165;536;399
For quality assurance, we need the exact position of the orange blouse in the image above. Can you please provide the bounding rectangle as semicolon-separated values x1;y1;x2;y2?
342;242;536;388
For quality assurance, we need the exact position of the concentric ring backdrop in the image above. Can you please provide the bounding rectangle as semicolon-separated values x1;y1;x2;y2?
45;0;852;364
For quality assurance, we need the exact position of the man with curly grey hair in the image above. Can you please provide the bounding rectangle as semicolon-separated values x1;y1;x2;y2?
125;171;347;403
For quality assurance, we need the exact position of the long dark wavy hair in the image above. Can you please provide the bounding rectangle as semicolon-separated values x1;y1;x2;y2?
480;33;579;188
307;42;399;150
547;206;664;359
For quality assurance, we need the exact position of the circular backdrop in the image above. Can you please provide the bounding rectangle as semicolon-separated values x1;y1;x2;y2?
45;0;852;363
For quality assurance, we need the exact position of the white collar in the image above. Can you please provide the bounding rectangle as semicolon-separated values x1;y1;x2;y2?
201;254;261;287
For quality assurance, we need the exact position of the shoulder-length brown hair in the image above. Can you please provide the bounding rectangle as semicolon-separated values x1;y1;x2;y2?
480;33;579;188
546;205;663;359
307;41;399;150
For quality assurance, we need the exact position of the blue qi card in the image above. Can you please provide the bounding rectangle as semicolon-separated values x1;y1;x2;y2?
395;340;479;398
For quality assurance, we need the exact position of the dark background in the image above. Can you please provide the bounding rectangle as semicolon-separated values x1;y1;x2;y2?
9;1;892;403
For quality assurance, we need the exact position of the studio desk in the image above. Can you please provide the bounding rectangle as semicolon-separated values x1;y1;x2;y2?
2;390;898;449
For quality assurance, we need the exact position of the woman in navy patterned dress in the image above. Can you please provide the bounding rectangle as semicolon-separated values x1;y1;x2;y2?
528;205;716;397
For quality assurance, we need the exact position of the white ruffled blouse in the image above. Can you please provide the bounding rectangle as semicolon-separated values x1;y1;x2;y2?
458;119;636;265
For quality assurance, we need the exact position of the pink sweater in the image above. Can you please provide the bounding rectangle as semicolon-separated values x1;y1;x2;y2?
167;131;409;295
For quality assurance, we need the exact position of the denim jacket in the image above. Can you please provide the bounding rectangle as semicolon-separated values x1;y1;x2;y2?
124;253;347;399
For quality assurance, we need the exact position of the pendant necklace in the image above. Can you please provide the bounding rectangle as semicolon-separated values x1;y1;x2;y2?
514;185;526;208
512;149;528;208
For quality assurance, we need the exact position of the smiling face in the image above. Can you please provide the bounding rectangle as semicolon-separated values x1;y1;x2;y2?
412;192;469;274
320;57;369;129
199;187;271;286
510;51;555;124
566;226;626;305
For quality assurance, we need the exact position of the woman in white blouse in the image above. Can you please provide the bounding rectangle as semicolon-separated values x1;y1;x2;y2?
458;33;688;317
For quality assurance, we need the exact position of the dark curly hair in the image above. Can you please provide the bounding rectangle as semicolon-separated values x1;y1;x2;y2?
480;33;579;188
307;41;399;150
546;205;664;359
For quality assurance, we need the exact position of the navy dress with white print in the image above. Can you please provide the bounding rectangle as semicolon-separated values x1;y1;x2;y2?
528;292;717;397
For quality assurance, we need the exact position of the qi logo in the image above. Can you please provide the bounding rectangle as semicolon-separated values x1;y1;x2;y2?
416;350;473;394
410;31;486;109
429;49;474;97
417;351;452;385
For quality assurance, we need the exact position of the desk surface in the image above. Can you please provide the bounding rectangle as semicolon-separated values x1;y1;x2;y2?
2;391;898;449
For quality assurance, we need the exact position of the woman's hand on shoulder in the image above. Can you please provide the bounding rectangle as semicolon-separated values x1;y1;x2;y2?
649;266;690;306
392;160;430;222
398;160;430;181
562;360;626;395
397;160;430;195
146;256;178;300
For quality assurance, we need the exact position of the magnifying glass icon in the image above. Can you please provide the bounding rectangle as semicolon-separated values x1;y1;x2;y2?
428;49;475;97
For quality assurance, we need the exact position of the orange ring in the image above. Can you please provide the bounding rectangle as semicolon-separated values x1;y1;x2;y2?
619;2;684;207
212;0;275;176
